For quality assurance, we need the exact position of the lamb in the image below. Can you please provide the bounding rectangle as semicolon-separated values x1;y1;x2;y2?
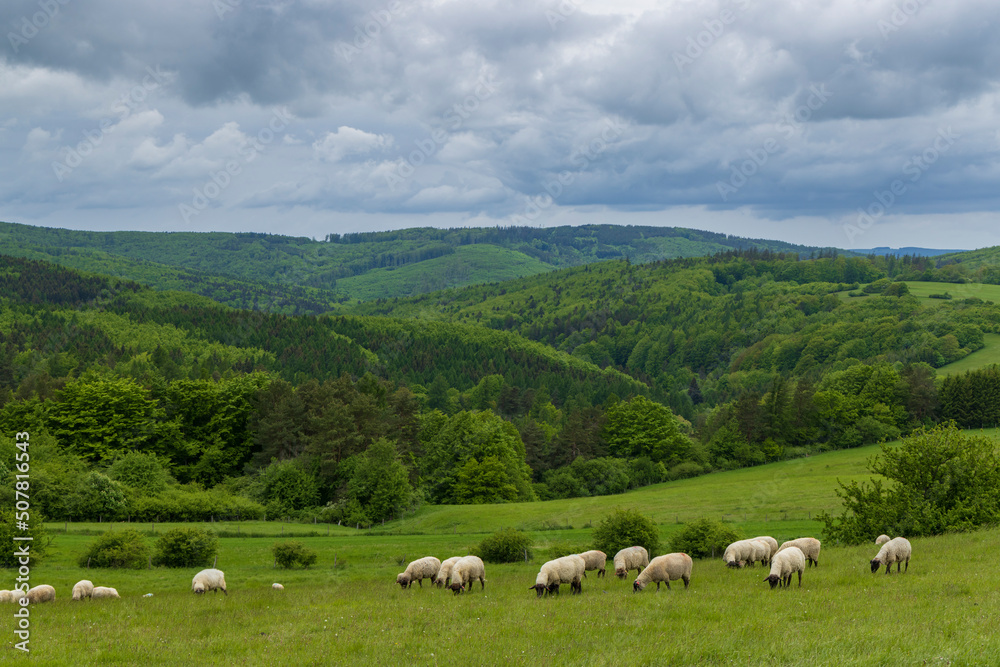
870;537;911;574
633;553;693;592
92;587;120;599
26;585;56;604
530;555;586;597
613;546;650;579
776;537;821;567
576;550;607;578
272;583;284;591
448;556;486;595
192;568;227;595
764;546;806;589
72;580;94;601
723;540;754;568
875;534;891;546
396;556;442;589
435;556;463;588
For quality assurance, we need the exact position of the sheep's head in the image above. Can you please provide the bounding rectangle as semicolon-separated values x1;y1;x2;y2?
193;582;206;594
449;582;465;595
529;584;547;598
764;574;781;589
726;560;741;569
396;574;410;588
870;558;881;573
633;580;646;593
615;567;627;579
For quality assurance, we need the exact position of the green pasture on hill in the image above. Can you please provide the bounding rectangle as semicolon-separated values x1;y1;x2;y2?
936;333;1000;376
12;430;1000;664
902;280;1000;302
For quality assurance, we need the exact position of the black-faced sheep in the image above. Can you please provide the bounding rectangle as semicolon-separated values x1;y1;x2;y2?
449;556;485;595
764;546;805;589
396;557;441;589
435;556;462;588
723;540;754;568
633;553;692;592
613;546;649;579
870;537;911;574
530;555;586;597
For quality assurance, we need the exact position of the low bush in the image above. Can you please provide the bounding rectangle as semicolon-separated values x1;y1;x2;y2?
272;541;318;569
475;528;533;563
591;508;659;557
77;528;149;569
152;527;218;568
669;518;743;559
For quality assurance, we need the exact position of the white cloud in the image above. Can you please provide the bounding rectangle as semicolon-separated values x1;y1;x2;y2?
313;126;393;162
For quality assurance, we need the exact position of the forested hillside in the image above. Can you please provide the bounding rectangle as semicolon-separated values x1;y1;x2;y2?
0;221;835;307
2;248;1000;530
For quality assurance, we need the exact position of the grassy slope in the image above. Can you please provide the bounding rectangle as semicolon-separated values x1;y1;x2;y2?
937;333;1000;376
333;245;554;300
902;280;1000;302
20;430;1000;664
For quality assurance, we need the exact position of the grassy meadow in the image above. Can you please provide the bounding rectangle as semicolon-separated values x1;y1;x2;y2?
8;434;1000;665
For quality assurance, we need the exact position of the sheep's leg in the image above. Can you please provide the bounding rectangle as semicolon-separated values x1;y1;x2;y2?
904;559;909;573
665;580;670;591
797;571;802;587
417;579;422;588
885;563;891;575
480;577;485;590
682;575;689;589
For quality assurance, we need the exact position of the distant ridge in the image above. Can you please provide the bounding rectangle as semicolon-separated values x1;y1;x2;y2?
853;247;968;257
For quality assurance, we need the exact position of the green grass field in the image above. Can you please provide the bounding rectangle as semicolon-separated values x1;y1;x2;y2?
902;280;1000;302
10;433;1000;664
937;333;1000;376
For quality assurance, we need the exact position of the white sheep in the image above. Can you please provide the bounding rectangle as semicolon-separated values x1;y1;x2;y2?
875;534;891;546
72;580;94;601
751;536;779;560
723;540;754;568
870;537;911;574
633;553;693;592
576;550;607;578
435;556;463;588
776;537;821;567
613;546;650;579
92;586;120;599
396;556;441;589
530;555;586;597
0;590;16;603
448;556;486;595
272;583;284;591
26;585;55;604
748;539;770;567
764;546;806;589
192;568;227;595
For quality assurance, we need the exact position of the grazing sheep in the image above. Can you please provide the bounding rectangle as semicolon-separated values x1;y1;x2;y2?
751;536;779;560
764;546;806;589
530;555;586;597
776;537;821;567
272;583;284;591
435;556;463;588
192;568;227;595
633;553;693;592
0;590;16;603
92;587;120;599
748;539;771;567
26;585;55;604
871;537;911;575
875;534;891;546
396;556;442;589
576;550;607;578
723;540;754;568
72;580;94;601
613;546;650;579
448;556;486;595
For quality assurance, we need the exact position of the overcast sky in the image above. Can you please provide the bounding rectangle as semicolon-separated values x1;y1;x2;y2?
2;0;998;249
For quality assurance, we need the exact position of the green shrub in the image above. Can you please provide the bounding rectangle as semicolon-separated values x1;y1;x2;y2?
669;518;743;559
152;527;218;568
77;528;149;569
271;541;318;569
475;528;533;563
591;508;659;556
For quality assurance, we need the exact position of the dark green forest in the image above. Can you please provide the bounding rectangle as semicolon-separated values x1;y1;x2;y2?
3;238;1000;527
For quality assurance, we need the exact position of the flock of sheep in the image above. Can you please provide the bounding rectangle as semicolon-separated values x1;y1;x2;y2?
0;568;240;604
396;534;912;597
